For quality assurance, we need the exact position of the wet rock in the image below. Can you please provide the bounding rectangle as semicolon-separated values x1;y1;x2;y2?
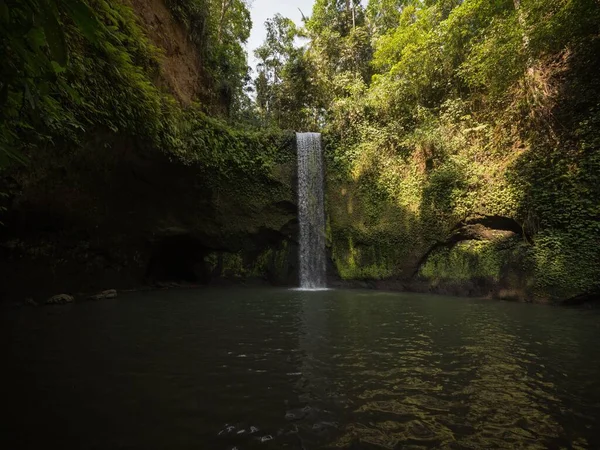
102;289;117;299
89;289;117;300
46;294;74;305
283;424;299;435
310;422;335;437
219;424;262;438
285;405;313;421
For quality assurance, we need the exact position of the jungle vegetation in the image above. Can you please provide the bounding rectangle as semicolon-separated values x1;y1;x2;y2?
1;0;599;300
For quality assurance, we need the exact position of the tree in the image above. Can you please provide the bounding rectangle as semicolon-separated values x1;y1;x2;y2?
304;0;372;120
254;14;297;121
366;0;410;37
253;14;322;129
208;0;252;114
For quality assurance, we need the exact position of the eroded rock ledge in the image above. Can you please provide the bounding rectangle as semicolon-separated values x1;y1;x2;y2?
412;214;526;277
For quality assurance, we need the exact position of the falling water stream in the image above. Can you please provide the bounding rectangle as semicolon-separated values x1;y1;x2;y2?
296;132;326;289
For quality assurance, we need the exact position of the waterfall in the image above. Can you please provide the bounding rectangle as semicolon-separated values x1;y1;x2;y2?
296;132;327;289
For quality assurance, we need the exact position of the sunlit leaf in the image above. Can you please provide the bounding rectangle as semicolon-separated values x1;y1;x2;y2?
51;61;67;74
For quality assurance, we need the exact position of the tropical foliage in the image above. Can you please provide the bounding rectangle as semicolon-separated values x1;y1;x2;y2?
253;0;600;300
1;0;599;301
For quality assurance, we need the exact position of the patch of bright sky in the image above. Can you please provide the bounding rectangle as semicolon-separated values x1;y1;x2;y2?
245;0;315;74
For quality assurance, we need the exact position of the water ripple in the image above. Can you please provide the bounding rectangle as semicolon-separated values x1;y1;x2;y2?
1;288;599;449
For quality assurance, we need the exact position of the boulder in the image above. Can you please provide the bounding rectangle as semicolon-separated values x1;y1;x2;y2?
46;294;74;305
102;289;117;299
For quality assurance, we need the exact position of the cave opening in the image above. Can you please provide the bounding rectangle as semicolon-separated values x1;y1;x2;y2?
145;234;209;284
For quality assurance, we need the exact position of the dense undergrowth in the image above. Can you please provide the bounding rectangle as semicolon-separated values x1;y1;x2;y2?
251;0;600;302
327;1;600;302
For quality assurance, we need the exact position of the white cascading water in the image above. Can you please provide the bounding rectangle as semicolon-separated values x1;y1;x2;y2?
297;132;327;289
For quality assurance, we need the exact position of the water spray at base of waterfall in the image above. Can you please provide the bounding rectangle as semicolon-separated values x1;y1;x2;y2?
291;287;331;292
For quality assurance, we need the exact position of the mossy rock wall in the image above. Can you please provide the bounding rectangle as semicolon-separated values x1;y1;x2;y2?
0;133;299;301
203;240;297;285
323;96;600;304
322;6;600;305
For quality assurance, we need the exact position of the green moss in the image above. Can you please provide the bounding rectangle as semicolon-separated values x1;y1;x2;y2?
272;240;292;281
416;237;533;297
330;228;402;280
248;241;291;280
532;229;600;301
221;252;246;278
420;241;504;283
205;241;293;283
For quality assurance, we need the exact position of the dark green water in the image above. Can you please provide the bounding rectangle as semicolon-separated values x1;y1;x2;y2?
1;288;599;449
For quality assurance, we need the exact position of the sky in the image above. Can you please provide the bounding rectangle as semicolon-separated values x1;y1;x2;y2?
245;0;315;73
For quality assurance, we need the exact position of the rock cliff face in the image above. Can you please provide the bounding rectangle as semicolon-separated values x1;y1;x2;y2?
0;137;298;301
128;0;208;106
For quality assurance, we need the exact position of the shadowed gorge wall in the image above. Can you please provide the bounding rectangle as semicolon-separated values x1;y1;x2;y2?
0;0;297;301
0;135;298;300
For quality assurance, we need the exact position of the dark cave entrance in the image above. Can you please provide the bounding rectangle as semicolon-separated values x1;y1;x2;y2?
145;234;209;283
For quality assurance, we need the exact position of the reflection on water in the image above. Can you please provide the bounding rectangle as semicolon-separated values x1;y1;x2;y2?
1;288;599;449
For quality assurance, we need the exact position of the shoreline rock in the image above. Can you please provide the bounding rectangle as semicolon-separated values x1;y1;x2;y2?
46;294;74;305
